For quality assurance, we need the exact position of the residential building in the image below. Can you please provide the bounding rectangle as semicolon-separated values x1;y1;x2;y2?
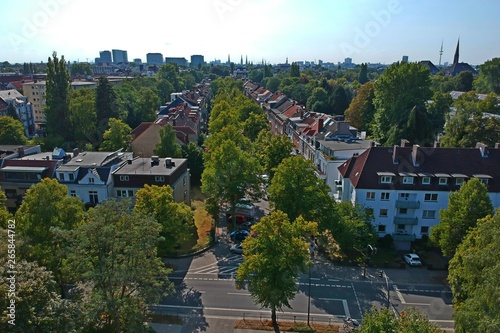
0;89;36;137
337;141;500;250
112;49;128;64
112;156;190;205
146;53;164;65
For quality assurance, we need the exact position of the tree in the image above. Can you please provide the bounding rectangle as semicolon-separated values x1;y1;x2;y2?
95;76;119;127
0;257;81;332
66;199;172;333
70;63;92;76
430;178;493;258
358;307;444;333
358;63;369;84
154;123;183;158
477;57;500;94
290;62;300;77
405;105;434;146
266;77;281;92
134;185;194;255
15;178;85;296
182;142;204;186
68;88;97;147
330;85;351;115
306;87;329;113
0;116;27;144
448;210;500;333
261;134;293;180
268;156;335;228
243;111;269;141
0;189;13;228
454;71;473;91
236;211;317;331
99;118;132;151
372;62;432;146
136;87;160;124
427;91;452;134
201;139;262;229
45;52;72;143
344;82;375;132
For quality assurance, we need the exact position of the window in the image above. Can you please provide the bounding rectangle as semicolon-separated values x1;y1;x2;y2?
421;226;429;234
69;173;74;181
381;192;390;201
89;191;99;204
58;173;65;181
455;178;464;186
155;176;165;182
397;224;406;232
422;210;436;219
399;193;409;200
380;176;392;184
120;175;129;181
379;209;388;217
5;189;16;198
438;177;448;185
479;178;489;185
424;193;438;202
127;190;134;197
70;190;76;197
89;177;94;184
378;225;386;232
399;208;408;215
366;192;375;200
402;177;414;184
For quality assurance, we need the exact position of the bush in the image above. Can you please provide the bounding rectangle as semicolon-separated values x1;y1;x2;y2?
378;234;393;249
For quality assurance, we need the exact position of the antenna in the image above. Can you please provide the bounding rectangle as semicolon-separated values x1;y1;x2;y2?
438;40;443;66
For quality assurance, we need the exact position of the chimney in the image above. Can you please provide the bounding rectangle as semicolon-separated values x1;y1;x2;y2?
392;145;399;164
318;118;324;131
17;146;24;158
400;139;410;147
412;145;420;167
73;148;79;157
433;141;440;148
151;156;159;166
476;142;488;158
370;141;376;147
165;157;172;168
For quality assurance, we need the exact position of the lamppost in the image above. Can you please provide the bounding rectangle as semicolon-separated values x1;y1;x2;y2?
363;244;376;278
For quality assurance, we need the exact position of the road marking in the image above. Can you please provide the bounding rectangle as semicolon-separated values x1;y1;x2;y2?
328;279;339;282
310;278;320;281
350;283;363;320
317;298;351;318
227;292;251;296
394;285;407;304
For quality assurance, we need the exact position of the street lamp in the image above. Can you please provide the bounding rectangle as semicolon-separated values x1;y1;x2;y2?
363;244;376;278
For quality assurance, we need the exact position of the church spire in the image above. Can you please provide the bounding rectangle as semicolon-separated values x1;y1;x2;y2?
453;38;460;65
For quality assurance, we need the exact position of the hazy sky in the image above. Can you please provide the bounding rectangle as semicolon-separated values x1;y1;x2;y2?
1;0;499;65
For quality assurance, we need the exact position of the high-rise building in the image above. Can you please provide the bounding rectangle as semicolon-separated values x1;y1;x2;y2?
99;50;112;64
146;53;163;65
402;55;409;62
165;57;188;67
112;49;128;64
190;55;204;67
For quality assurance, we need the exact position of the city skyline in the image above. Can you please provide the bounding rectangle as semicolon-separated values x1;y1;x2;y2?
1;0;499;66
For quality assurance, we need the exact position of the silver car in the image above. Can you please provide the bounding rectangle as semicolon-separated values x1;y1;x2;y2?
230;243;244;254
404;253;422;266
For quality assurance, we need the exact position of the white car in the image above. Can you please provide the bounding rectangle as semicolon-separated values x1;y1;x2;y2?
230;243;244;254
404;253;422;266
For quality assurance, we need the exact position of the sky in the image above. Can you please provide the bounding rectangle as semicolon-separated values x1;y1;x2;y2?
1;0;499;66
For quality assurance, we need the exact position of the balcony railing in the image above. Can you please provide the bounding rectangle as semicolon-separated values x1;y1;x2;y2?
392;233;416;242
393;216;418;225
395;200;420;209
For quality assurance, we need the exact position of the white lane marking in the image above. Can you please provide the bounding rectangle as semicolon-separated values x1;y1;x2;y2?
317;298;351;318
351;282;363;320
227;292;251;296
394;285;406;304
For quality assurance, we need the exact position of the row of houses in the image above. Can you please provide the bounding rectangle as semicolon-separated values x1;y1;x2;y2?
0;145;190;212
244;80;500;250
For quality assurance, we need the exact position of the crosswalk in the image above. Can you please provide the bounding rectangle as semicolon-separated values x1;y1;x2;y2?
188;253;244;275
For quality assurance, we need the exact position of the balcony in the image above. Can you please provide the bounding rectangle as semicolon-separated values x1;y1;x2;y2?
392;233;416;242
393;217;418;225
395;200;420;209
314;170;326;180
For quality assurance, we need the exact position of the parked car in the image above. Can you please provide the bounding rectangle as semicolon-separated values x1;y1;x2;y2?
230;243;243;254
404;253;422;266
230;230;249;242
227;213;247;224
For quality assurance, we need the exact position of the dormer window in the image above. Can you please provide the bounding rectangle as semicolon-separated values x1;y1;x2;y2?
120;175;129;181
479;178;489;185
438;177;448;185
89;177;94;184
473;174;492;185
421;177;431;185
402;177;414;184
381;176;392;184
58;173;65;181
455;178;464;186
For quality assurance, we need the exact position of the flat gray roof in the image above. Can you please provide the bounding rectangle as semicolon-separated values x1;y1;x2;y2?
2;166;48;172
114;158;187;175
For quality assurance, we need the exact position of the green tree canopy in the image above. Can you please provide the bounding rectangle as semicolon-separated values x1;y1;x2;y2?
68;88;97;147
99;118;132;152
430;178;493;257
95;76;119;125
372;62;432;146
344;82;375;133
477;57;500;94
358;63;369;84
236;211;317;329
134;185;194;255
358;307;444;333
154;123;183;158
15;178;86;295
448;209;500;333
66;199;172;333
0;116;27;144
182;142;204;186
